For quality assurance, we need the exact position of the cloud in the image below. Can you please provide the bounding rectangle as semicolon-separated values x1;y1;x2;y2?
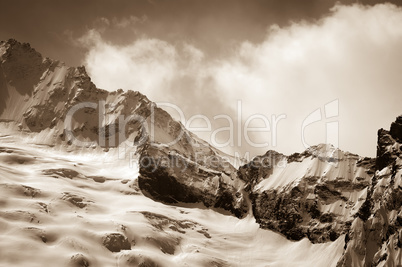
114;15;147;28
79;29;179;94
79;4;402;158
92;15;147;31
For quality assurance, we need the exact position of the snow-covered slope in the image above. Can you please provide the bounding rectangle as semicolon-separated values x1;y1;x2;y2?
0;129;345;267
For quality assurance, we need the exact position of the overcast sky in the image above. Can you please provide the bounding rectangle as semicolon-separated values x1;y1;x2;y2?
1;0;402;157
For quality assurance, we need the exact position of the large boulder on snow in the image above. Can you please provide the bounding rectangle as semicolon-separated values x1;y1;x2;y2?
138;144;248;218
102;233;131;252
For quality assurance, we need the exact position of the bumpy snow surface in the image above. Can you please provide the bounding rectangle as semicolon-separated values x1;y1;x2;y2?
0;126;344;267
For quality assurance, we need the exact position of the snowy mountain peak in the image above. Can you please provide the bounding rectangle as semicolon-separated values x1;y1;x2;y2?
0;39;248;218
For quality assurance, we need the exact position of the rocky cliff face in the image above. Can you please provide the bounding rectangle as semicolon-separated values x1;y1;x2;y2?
0;39;248;218
239;144;376;243
337;116;402;266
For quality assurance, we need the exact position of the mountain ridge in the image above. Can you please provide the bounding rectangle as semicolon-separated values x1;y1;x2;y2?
0;38;249;219
1;38;401;266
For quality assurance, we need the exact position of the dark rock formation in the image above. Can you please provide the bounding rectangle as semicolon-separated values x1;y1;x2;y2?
238;150;286;189
102;233;131;252
125;256;158;267
69;253;90;267
390;115;402;142
62;192;88;208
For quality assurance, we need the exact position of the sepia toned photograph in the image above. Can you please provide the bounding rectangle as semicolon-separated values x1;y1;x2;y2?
0;0;401;266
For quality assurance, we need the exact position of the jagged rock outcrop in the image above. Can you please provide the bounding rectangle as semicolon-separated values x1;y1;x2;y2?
239;144;376;243
0;39;248;218
337;116;402;266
